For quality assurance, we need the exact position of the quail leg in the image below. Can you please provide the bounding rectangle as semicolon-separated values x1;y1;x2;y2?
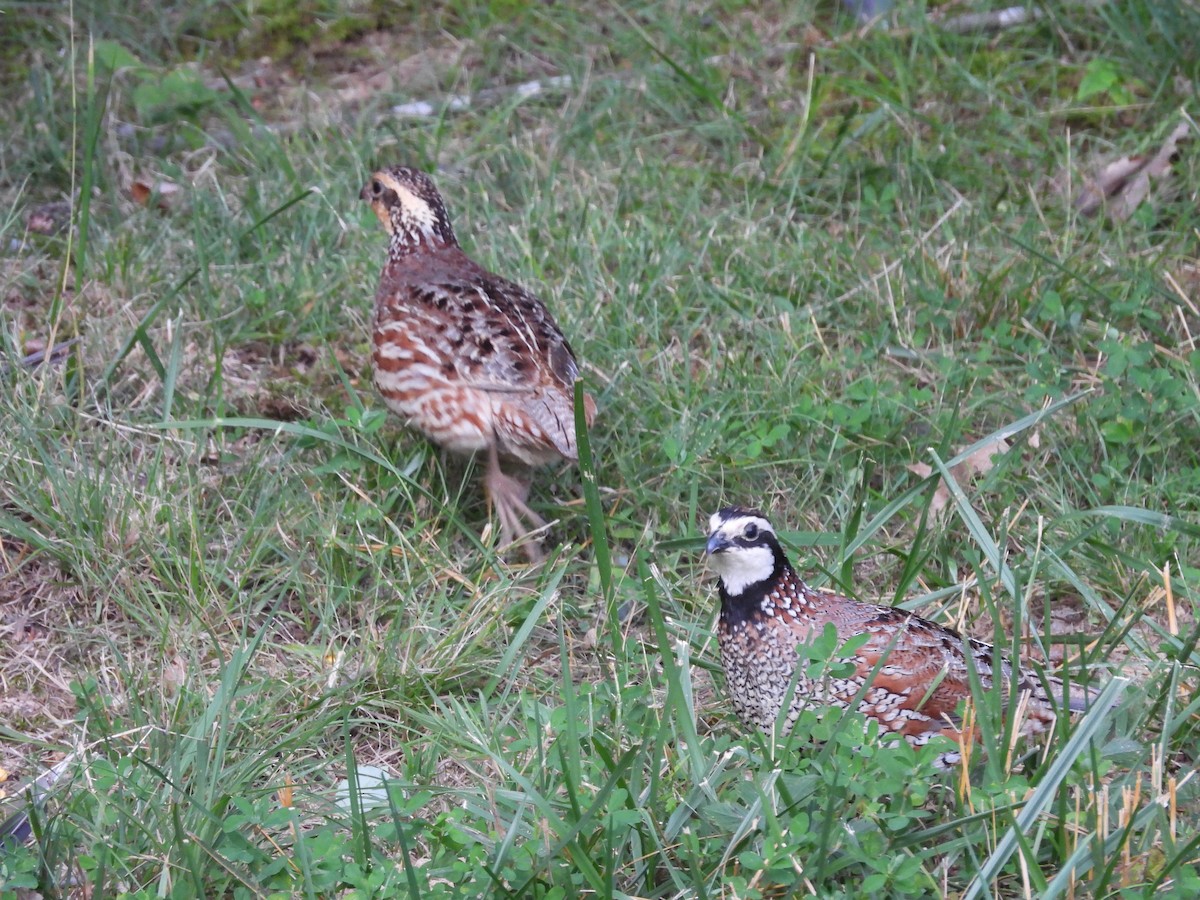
484;442;546;561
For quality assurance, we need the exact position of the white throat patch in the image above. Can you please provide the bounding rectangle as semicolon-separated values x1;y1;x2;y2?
709;543;775;595
707;512;777;595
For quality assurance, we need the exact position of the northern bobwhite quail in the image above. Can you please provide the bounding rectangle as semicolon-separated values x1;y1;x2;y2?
360;165;596;557
705;506;1101;766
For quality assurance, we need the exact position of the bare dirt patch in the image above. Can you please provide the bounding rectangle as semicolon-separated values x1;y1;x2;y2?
0;540;80;781
217;339;324;420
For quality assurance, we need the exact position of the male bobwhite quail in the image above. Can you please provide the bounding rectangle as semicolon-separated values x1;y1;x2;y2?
705;506;1102;766
360;165;596;557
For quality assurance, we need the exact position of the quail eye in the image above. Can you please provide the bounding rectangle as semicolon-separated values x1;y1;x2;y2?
743;523;759;540
371;179;383;196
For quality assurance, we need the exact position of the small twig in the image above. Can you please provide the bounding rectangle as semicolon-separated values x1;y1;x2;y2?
938;5;1045;34
0;753;77;851
0;337;80;378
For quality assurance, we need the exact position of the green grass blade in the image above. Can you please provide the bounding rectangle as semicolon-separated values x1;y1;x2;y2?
963;677;1129;900
98;190;313;395
574;381;616;643
483;563;568;700
930;448;1018;600
1057;505;1200;537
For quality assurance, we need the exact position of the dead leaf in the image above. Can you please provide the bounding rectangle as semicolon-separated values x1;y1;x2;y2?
277;772;294;809
960;436;1009;479
163;655;187;692
26;201;72;235
130;178;183;211
907;435;1012;515
1070;120;1191;220
906;461;952;514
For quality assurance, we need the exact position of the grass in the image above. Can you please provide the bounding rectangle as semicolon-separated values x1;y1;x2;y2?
1;0;1199;895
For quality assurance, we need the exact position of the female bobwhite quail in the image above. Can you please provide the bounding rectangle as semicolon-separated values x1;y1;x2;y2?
705;506;1102;765
360;165;596;557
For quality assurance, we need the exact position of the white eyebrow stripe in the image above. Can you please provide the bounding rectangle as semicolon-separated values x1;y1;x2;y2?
709;512;774;541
